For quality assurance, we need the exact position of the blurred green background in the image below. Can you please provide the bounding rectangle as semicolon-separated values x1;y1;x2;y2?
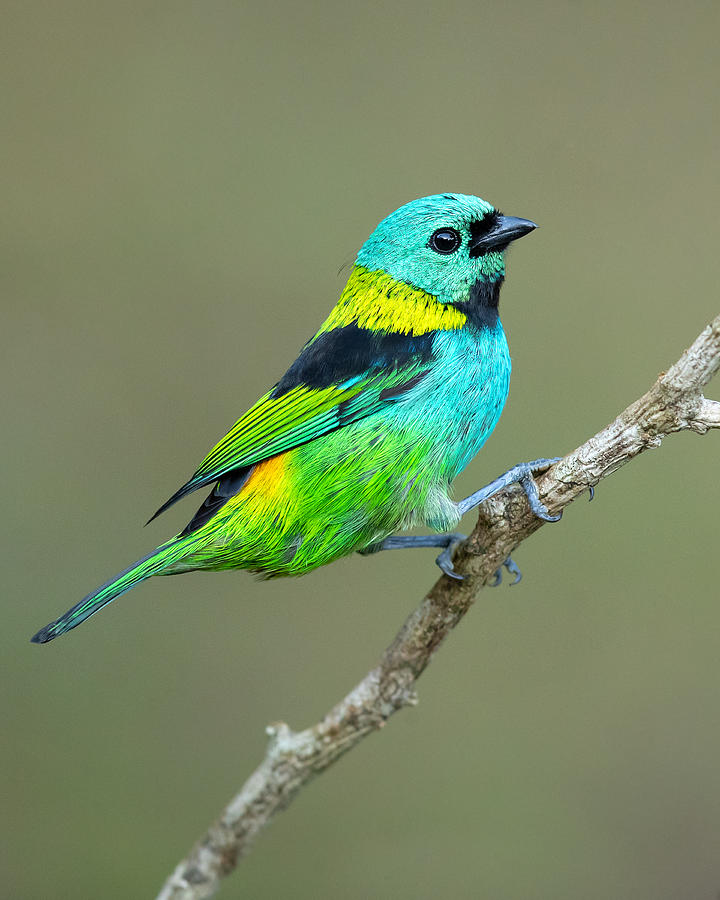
3;2;720;898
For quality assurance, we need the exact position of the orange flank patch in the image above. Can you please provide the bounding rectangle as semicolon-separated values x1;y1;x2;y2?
230;452;291;511
244;452;288;492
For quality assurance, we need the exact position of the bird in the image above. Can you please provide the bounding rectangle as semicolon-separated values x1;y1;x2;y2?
31;192;560;644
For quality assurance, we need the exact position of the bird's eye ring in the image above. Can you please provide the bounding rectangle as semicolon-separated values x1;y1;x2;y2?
429;228;461;254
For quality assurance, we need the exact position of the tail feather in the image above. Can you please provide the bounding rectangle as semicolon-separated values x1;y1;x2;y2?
31;536;197;644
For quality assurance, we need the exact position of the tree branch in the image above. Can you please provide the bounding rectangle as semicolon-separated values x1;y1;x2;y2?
156;314;720;900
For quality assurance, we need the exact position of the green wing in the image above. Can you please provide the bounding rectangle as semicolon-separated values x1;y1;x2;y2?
148;363;429;523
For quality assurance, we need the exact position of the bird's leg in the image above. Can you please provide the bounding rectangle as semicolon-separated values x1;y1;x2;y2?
360;533;522;584
456;457;563;520
359;533;467;579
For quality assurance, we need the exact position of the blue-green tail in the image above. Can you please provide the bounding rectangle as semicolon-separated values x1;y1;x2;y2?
31;536;197;644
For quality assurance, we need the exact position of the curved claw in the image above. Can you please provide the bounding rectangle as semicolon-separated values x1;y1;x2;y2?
490;556;522;588
539;508;562;523
504;557;522;585
435;536;465;580
520;474;562;522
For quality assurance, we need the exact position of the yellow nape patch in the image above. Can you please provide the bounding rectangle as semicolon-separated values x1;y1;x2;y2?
318;266;466;336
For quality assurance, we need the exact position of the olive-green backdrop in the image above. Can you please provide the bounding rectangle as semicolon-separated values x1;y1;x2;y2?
3;2;719;898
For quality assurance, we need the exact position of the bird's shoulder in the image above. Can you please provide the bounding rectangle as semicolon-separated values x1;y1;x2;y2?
274;264;472;394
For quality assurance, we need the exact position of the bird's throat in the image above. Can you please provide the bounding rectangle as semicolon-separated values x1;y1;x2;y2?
451;276;503;330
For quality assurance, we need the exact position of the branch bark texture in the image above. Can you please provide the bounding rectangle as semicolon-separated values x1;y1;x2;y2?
157;315;720;900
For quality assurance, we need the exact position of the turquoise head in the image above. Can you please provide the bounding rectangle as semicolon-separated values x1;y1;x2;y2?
356;193;536;307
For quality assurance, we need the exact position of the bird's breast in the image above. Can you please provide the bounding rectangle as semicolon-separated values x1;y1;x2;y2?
399;323;511;480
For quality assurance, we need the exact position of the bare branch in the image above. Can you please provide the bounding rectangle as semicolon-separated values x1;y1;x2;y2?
156;313;720;900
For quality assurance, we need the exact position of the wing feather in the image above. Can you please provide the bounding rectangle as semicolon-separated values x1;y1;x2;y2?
147;323;434;524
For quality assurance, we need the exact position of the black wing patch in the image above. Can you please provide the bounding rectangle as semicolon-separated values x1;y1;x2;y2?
272;324;434;396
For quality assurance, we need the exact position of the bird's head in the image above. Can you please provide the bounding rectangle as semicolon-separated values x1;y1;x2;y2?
356;193;536;307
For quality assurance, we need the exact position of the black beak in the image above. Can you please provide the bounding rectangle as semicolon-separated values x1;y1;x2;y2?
469;215;537;256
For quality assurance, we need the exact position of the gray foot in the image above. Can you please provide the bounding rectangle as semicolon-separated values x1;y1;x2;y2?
457;457;563;521
360;535;525;586
490;556;522;587
359;532;467;580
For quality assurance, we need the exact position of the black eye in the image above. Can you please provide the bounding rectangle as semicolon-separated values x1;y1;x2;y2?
429;228;461;254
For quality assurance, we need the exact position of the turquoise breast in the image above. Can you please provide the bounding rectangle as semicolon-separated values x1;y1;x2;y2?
395;321;511;482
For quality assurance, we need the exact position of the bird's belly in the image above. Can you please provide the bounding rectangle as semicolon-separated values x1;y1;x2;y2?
183;421;458;577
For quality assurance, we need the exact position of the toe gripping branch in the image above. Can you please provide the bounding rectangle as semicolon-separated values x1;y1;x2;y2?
440;538;522;586
443;457;565;582
456;457;564;521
